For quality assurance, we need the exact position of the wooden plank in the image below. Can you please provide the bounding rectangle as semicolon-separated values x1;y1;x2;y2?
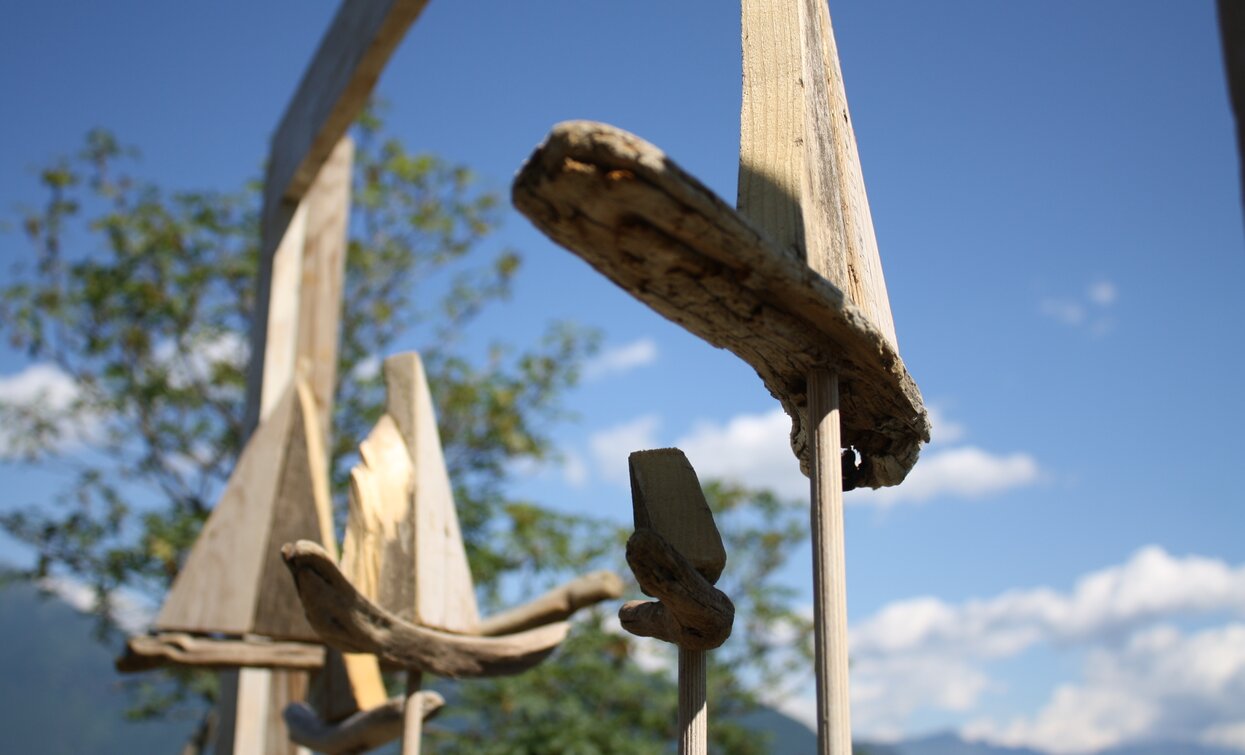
512;122;928;489
628;449;726;584
254;204;309;428
253;380;340;641
264;0;428;215
117;633;326;672
383;353;480;634
155;384;296;635
296;137;354;445
282;540;569;678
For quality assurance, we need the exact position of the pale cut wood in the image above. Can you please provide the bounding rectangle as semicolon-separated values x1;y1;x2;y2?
255;203;309;427
254;380;340;641
306;650;388;725
296;137;354;445
384;352;481;633
619;530;734;652
117;633;326;673
678;646;707;755
282;541;569;678
402;672;424;755
629;449;726;585
349;414;416;614
227;667;271;755
739;0;897;349
284;692;445;755
155;384;297;635
512;122;928;489
476;570;624;637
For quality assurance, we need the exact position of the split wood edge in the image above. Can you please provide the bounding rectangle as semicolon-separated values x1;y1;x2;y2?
512;121;928;489
284;690;444;755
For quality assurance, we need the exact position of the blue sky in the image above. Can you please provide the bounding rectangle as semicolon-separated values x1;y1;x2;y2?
2;1;1243;751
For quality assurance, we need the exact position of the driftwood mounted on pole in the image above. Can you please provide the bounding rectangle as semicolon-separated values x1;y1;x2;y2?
283;352;624;754
513;2;928;752
620;449;734;755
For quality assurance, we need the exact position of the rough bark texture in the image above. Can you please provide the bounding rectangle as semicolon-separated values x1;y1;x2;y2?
283;692;444;755
618;530;734;651
476;570;624;637
281;541;569;677
512;121;928;489
116;633;325;673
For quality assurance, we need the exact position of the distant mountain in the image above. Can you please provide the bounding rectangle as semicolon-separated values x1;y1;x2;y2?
873;731;1242;755
0;581;195;753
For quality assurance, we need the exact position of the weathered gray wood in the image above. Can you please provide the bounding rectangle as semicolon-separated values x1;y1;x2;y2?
476;570;624;637
284;691;444;755
619;530;734;652
628;449;726;584
282;540;570;677
512;121;927;489
1219;0;1245;212
117;633;326;673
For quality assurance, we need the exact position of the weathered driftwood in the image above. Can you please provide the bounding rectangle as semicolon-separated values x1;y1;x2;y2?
116;633;325;673
628;449;726;585
619;530;734;652
283;691;444;755
282;540;569;677
512;121;928;489
476;570;624;637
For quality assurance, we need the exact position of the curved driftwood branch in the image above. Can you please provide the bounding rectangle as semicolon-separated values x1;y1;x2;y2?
477;570;624;636
282;541;569;677
618;530;734;651
284;691;444;755
116;632;325;673
513;121;929;488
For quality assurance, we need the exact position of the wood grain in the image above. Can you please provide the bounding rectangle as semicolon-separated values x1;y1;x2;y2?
282;540;569;678
513;121;928;488
618;530;734;652
628;449;726;585
476;570;624;637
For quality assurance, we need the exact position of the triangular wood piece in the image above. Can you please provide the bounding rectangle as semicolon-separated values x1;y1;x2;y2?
338;352;480;634
629;449;726;585
155;379;337;641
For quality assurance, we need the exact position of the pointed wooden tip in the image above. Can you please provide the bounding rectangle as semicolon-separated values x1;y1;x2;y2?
629;448;726;585
283;540;569;678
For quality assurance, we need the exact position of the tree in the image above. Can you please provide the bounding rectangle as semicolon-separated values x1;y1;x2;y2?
0;113;812;752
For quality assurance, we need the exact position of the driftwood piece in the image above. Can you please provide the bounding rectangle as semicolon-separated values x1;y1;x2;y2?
116;633;325;673
476;570;624;637
512;121;928;489
282;541;569;677
629;449;726;584
619;530;734;652
284;691;444;755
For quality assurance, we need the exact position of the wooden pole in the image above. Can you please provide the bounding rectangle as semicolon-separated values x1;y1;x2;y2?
808;368;850;755
678;646;707;755
401;671;424;755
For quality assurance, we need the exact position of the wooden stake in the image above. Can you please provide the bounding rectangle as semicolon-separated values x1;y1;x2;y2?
678;646;707;755
402;671;424;755
808;369;849;755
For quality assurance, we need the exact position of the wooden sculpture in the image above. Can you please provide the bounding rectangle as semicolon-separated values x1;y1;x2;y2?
282;352;624;754
621;449;734;755
513;3;930;752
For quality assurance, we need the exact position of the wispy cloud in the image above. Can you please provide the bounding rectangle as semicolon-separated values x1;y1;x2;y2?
0;363;99;458
1040;279;1119;336
848;546;1245;751
39;575;156;635
848;446;1040;508
582;338;658;381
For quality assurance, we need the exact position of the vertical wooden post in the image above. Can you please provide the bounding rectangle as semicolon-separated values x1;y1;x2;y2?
401;671;424;755
808;368;849;755
678;646;708;755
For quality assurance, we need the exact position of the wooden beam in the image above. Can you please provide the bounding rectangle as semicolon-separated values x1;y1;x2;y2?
512;121;928;489
116;633;326;673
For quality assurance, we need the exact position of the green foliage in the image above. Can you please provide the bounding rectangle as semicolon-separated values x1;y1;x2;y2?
0;114;811;752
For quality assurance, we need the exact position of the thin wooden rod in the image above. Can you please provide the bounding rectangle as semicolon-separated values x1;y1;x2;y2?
808;368;851;755
678;647;708;755
401;670;424;755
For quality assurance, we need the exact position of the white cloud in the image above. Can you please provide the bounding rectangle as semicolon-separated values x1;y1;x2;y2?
847;446;1040;508
1040;279;1118;335
588;414;662;485
926;404;966;445
39;575;156;635
848;547;1245;749
561;450;588;488
0;363;99;457
582;338;658;381
154;332;248;396
675;408;805;498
